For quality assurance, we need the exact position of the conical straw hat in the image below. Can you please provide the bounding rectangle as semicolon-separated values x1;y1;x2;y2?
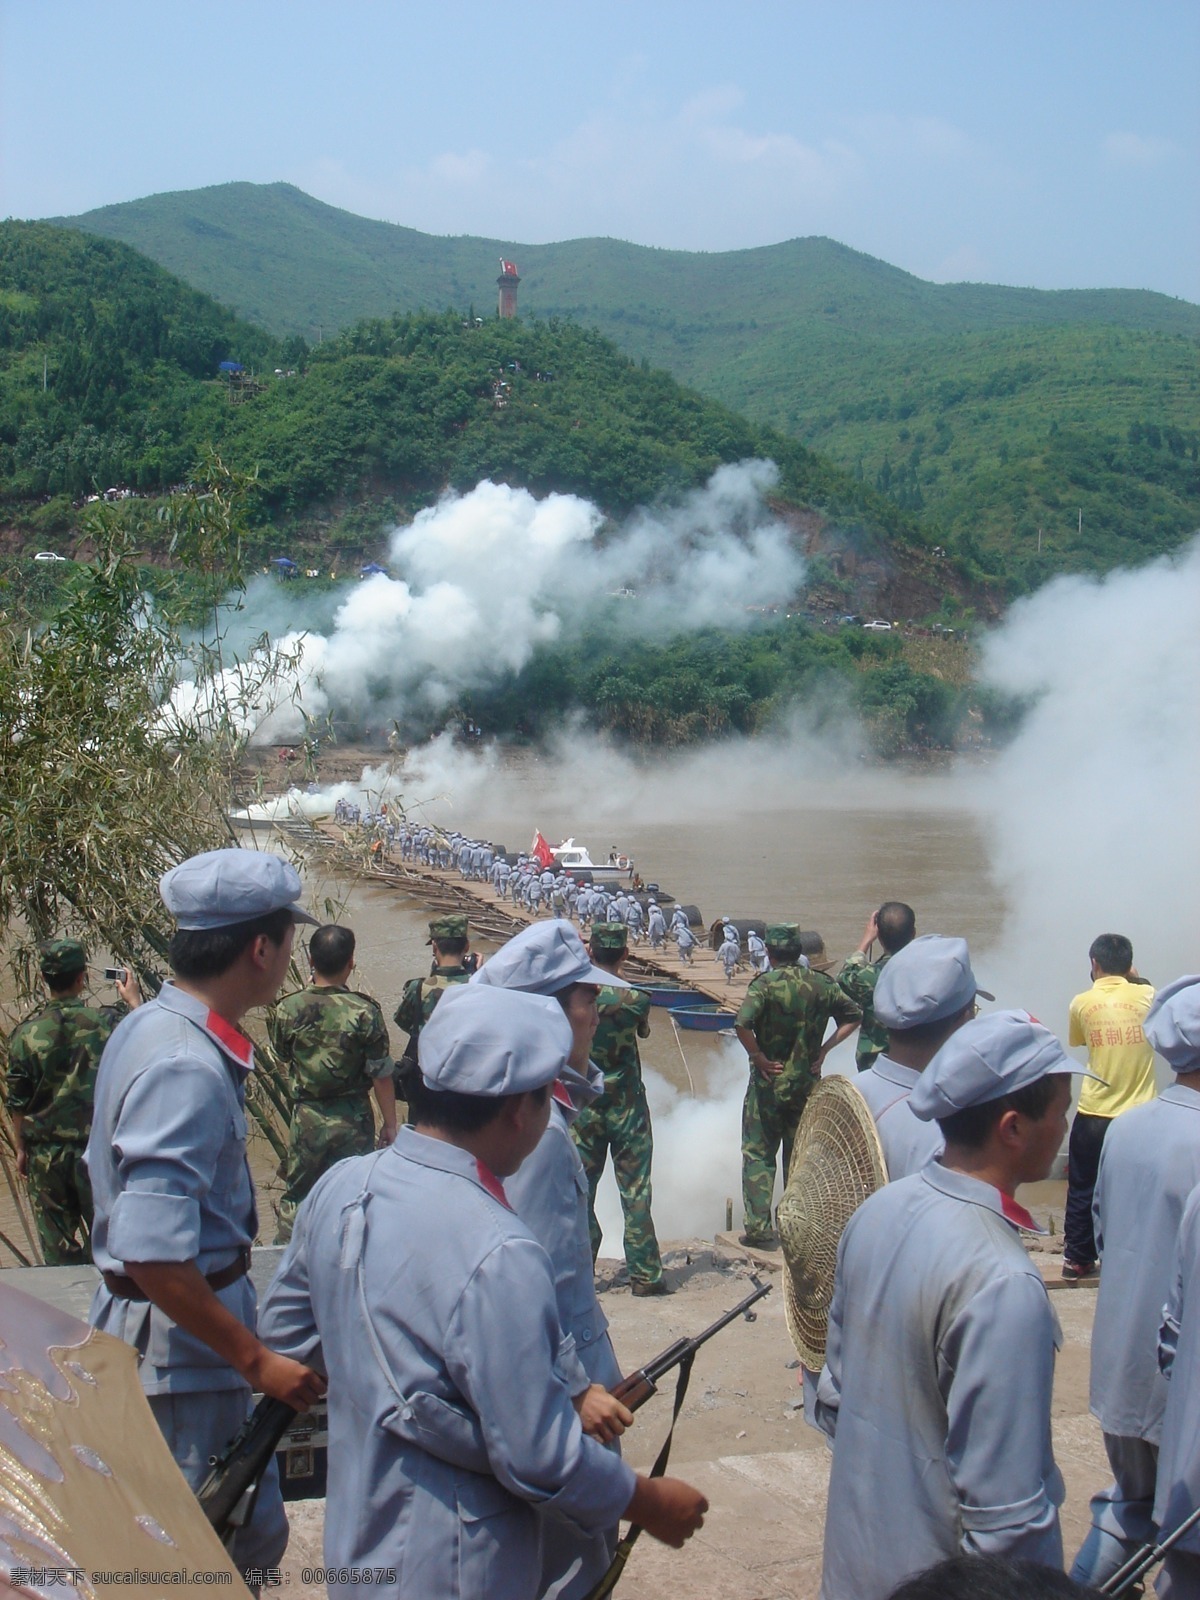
777;1076;888;1369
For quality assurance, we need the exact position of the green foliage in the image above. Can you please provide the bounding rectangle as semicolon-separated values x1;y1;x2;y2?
0;226;910;556
0;494;239;997
759;324;1200;583
456;616;966;754
0;221;275;500
50;182;1200;574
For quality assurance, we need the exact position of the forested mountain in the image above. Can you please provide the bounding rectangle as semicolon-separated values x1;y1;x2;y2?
1;221;992;756
54;182;1200;569
0;221;913;550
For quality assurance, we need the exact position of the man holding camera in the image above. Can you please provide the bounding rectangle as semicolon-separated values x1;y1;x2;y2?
4;938;140;1263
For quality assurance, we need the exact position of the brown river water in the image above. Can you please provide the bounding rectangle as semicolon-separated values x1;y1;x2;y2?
2;757;1065;1263
278;764;1039;1253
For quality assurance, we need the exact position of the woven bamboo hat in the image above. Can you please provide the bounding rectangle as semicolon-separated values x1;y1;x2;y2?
777;1077;887;1368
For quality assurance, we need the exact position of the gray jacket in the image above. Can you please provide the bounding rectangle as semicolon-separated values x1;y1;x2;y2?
259;1130;634;1598
85;983;259;1395
854;1056;944;1180
815;1163;1064;1599
1154;1178;1200;1553
505;1064;621;1391
1091;1084;1200;1442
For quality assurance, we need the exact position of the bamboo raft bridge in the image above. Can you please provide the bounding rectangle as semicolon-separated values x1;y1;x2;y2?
271;815;758;1012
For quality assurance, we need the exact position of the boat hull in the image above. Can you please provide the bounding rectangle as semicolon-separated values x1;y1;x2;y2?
640;983;709;1009
670;1005;738;1032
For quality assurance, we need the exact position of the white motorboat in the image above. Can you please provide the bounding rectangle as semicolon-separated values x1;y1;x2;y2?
546;837;635;883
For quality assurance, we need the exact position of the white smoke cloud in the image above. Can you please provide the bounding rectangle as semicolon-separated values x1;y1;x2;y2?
246;536;1200;1248
595;1046;749;1251
178;462;804;744
591;538;1200;1246
964;535;1200;1028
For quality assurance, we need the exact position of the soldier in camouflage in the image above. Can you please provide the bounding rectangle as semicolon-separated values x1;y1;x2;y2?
838;901;917;1071
4;939;141;1263
271;925;395;1243
393;913;474;1067
734;924;862;1247
571;924;669;1296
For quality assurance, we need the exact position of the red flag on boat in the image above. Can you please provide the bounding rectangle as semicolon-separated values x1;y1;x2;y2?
530;830;555;869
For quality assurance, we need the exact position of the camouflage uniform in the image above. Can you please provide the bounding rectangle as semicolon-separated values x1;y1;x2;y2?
570;928;665;1289
394;965;472;1039
736;942;862;1242
838;950;890;1070
271;983;393;1242
4;941;121;1264
393;915;473;1066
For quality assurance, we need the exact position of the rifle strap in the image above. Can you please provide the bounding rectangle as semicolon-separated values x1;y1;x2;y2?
582;1350;697;1600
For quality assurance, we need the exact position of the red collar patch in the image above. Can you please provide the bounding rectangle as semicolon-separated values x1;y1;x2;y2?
1000;1191;1042;1234
204;1009;255;1069
475;1159;511;1209
551;1080;573;1110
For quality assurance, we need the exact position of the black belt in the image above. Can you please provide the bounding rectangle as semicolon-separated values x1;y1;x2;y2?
102;1247;251;1301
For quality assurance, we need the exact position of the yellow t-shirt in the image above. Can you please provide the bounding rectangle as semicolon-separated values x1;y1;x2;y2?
1069;974;1157;1117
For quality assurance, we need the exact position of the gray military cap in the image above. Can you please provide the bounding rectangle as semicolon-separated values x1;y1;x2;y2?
1144;975;1200;1072
909;1008;1102;1121
419;984;571;1095
160;848;318;930
471;920;630;994
874;934;995;1030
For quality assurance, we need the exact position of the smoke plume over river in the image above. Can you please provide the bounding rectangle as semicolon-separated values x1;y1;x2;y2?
177;462;803;742
263;536;1199;1248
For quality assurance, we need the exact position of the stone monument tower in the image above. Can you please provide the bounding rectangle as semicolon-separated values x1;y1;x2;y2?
497;258;520;318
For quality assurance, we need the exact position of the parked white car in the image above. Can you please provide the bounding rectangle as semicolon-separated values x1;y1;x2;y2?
862;619;893;631
33;551;69;563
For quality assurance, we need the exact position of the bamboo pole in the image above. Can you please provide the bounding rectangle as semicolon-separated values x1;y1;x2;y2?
0;1122;41;1261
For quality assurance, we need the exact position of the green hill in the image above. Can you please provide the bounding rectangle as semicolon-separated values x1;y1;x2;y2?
1;221;992;755
54;182;1200;571
0;220;913;547
58;181;1200;347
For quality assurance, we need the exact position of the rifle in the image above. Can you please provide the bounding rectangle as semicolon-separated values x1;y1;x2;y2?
582;1280;772;1600
611;1279;772;1412
1100;1502;1200;1596
196;1396;298;1546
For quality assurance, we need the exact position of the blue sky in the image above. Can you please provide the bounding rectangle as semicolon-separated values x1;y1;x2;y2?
2;0;1196;300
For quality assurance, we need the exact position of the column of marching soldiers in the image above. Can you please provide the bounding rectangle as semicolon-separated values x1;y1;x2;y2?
5;837;1200;1599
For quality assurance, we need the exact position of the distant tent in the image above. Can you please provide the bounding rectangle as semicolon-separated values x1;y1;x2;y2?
270;557;298;575
218;360;245;374
360;562;387;577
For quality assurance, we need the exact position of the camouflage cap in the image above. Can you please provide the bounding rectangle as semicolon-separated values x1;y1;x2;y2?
765;923;802;953
39;938;87;980
428;913;469;944
590;922;629;953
